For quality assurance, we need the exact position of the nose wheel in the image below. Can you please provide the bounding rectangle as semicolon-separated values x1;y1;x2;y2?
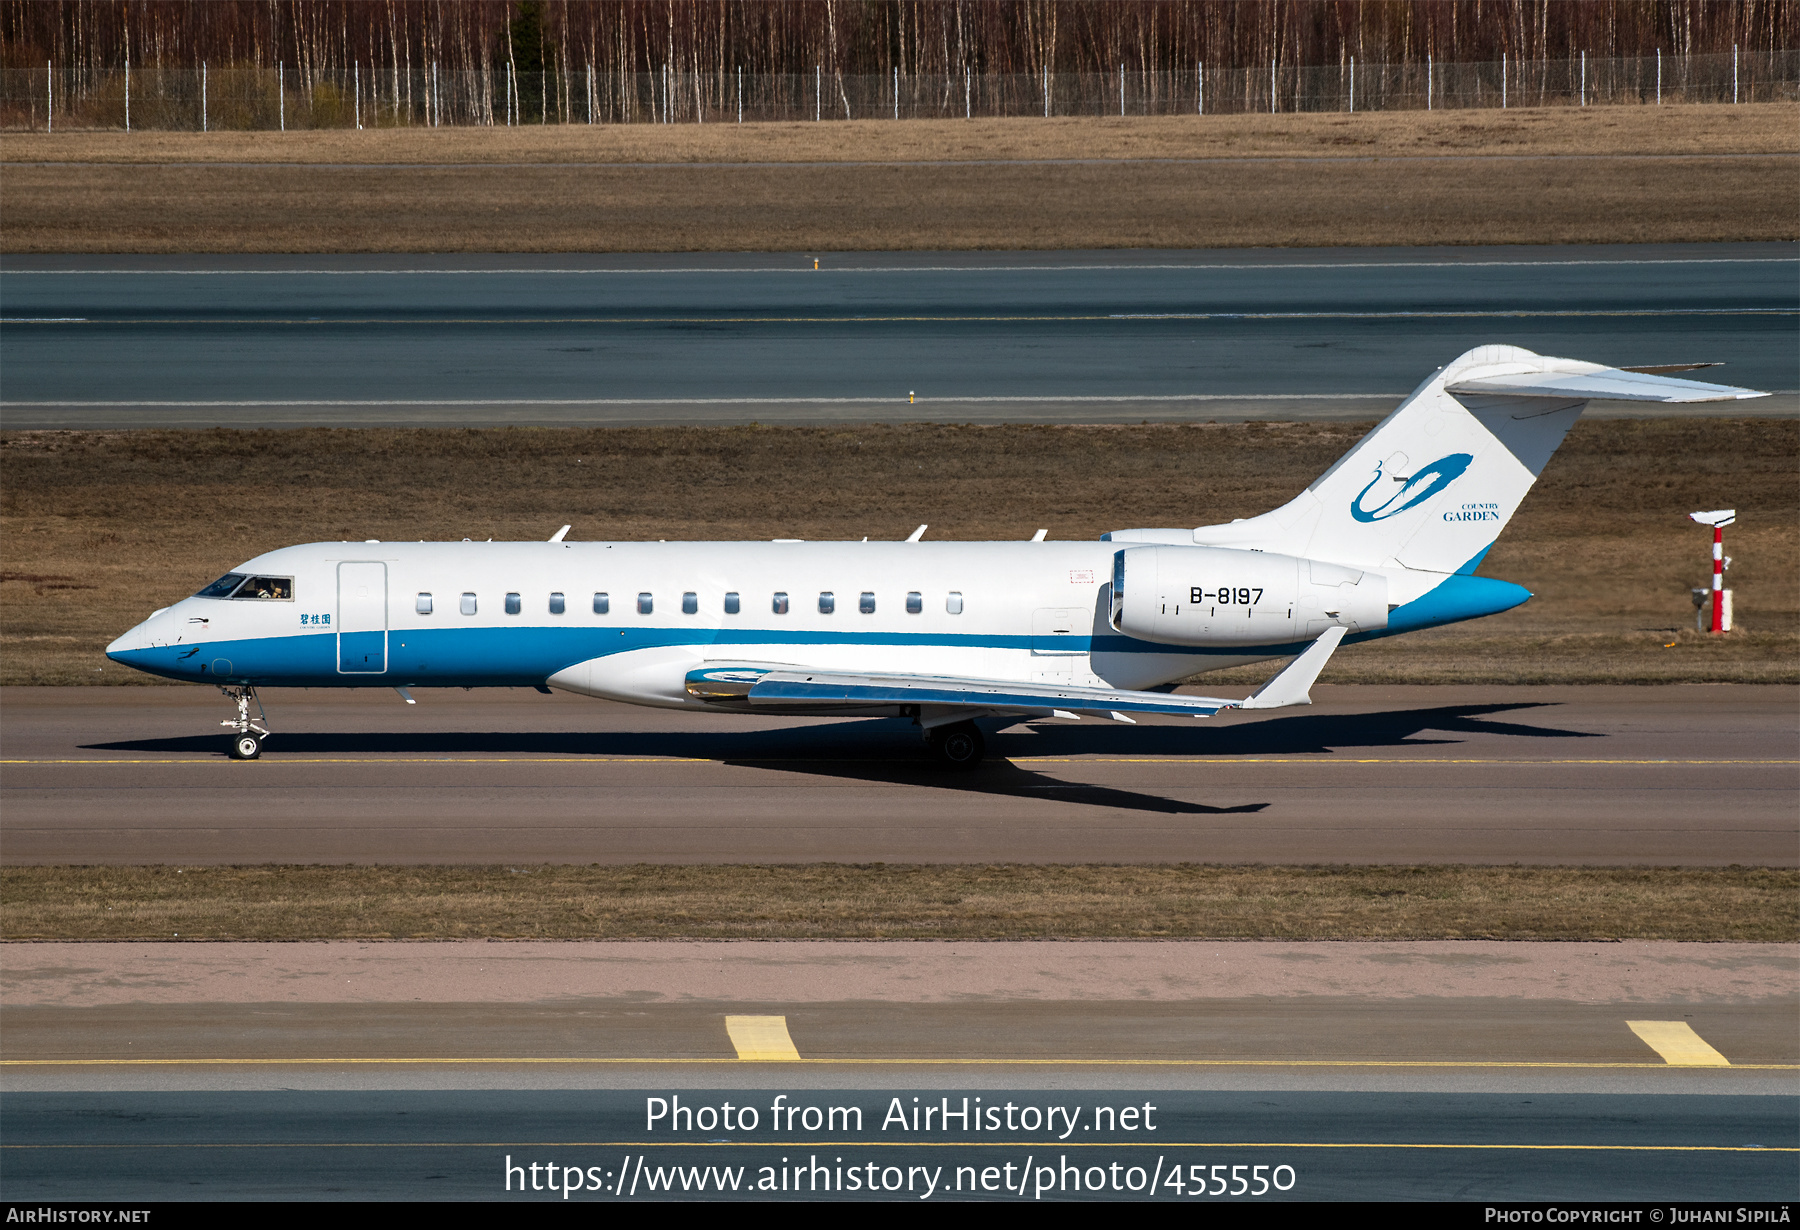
219;685;269;760
925;719;985;770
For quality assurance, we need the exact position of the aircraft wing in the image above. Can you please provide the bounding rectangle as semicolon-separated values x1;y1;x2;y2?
685;664;1233;720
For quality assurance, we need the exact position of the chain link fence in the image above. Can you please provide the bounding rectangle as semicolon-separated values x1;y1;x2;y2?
5;51;1795;131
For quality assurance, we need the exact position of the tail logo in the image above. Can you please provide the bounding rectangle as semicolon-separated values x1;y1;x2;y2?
1350;453;1474;523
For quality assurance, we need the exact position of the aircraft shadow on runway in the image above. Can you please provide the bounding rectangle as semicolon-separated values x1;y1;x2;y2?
85;702;1597;815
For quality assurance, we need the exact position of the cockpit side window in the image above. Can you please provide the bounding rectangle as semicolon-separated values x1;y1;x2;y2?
195;573;247;599
232;576;293;601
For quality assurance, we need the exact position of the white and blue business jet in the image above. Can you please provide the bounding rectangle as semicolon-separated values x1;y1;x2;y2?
107;346;1764;766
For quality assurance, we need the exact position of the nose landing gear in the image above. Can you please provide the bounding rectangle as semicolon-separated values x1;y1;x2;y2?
220;685;269;760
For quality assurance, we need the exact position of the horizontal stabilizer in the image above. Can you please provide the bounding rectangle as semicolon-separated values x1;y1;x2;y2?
689;665;1231;719
1235;626;1345;710
1446;365;1765;403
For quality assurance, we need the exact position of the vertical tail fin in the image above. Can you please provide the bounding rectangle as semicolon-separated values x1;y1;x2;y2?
1192;345;1765;574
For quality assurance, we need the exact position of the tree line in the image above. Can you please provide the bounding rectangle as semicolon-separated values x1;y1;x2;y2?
4;1;1792;94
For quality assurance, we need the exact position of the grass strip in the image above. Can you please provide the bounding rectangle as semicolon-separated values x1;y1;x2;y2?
4;865;1793;942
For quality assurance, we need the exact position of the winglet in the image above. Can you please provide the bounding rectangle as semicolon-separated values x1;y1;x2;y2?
549;525;572;543
1236;626;1347;710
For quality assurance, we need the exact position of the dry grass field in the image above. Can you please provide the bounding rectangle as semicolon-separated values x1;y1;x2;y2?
10;104;1794;162
4;864;1792;942
3;418;1793;687
3;105;1794;251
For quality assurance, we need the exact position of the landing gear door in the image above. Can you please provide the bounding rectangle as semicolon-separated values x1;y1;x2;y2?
337;561;387;674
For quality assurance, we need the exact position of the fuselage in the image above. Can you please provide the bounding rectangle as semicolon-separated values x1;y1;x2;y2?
104;537;1516;708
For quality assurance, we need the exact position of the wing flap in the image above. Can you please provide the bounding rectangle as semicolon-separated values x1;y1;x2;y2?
685;665;1231;718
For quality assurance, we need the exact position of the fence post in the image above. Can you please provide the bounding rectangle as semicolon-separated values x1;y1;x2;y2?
1733;44;1739;103
1656;48;1662;104
1427;53;1433;110
1270;57;1276;113
353;63;359;129
1197;62;1203;115
965;65;970;119
816;65;821;121
203;61;208;131
737;66;742;123
1349;55;1355;112
1580;51;1586;106
432;61;438;127
1043;65;1048;118
124;56;130;131
1120;64;1125;116
1501;51;1506;108
279;62;285;131
47;59;52;133
893;66;899;119
588;64;593;124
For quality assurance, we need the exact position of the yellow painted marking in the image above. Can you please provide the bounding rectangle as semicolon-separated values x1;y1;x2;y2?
0;757;1789;767
1628;1021;1732;1067
4;1057;1792;1070
724;1015;801;1062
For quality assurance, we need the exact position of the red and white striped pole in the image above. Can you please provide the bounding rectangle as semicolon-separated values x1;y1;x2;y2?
1709;524;1725;633
1689;509;1735;635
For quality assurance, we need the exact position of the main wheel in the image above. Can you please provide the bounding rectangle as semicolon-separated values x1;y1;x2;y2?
929;720;985;770
228;732;262;760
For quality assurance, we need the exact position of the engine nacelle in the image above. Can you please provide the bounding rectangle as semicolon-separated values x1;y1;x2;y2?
1111;546;1388;646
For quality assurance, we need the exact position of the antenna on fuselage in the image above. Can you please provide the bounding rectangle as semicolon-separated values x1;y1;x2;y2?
906;525;928;542
549;525;571;543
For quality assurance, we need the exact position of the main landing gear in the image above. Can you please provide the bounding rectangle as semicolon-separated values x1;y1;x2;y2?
220;685;270;760
924;719;985;771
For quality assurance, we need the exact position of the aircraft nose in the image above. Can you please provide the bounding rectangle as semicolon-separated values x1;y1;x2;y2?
106;624;145;661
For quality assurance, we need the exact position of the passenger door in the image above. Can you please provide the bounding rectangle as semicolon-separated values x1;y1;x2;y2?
337;561;387;674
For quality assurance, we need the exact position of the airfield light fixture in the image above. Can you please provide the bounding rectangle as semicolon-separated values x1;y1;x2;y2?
1688;509;1736;633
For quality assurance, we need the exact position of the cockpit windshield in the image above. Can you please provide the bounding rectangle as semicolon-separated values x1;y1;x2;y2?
193;574;293;600
237;577;293;600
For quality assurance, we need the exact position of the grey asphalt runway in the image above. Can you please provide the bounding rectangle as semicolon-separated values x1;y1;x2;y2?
2;244;1794;428
2;684;1794;865
3;1090;1794;1200
4;939;1794;1199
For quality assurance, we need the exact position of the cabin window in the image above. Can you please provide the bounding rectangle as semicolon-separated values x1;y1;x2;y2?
637;592;653;615
593;592;609;615
772;592;789;615
195;573;247;599
906;591;922;614
947;592;964;615
682;592;698;615
460;593;477;616
724;592;740;615
859;592;876;614
548;592;565;615
415;593;433;615
818;591;835;615
505;592;522;616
